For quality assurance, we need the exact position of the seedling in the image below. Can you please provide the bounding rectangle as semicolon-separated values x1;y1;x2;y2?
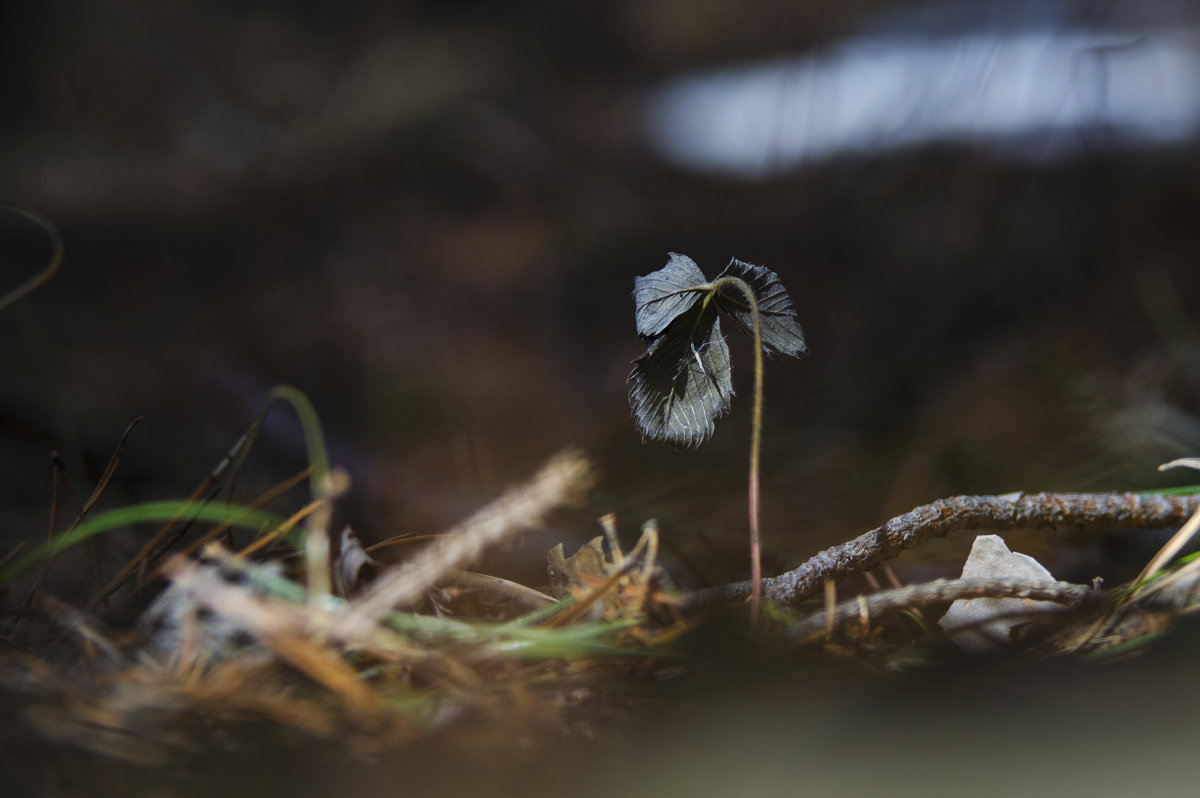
629;253;806;620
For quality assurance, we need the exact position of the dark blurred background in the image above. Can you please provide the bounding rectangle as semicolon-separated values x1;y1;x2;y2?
3;0;1200;593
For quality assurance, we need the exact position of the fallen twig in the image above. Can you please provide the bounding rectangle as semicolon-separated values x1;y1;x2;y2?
688;491;1200;609
786;577;1097;642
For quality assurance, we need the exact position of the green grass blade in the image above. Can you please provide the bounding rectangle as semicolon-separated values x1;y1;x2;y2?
267;385;330;492
0;203;63;312
0;499;287;586
1140;484;1200;496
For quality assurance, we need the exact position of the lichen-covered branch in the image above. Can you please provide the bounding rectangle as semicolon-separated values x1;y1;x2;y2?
688;492;1200;609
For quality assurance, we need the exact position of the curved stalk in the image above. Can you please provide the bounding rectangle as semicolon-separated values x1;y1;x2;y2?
0;203;64;312
711;276;765;623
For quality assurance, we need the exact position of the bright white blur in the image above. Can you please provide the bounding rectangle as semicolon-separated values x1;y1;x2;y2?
643;29;1200;177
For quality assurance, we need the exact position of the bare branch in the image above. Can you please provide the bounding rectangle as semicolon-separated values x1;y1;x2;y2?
786;577;1096;641
688;492;1200;609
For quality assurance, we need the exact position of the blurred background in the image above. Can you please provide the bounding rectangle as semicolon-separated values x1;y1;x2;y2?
3;0;1200;594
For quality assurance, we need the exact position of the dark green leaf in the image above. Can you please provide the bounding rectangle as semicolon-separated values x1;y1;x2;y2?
628;301;733;447
714;258;807;358
632;252;709;339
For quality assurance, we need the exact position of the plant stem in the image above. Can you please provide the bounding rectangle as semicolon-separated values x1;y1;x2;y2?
0;203;64;312
712;276;765;623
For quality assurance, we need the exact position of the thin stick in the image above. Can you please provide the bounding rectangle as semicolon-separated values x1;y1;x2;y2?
823;579;836;638
688;491;1200;609
788;577;1096;642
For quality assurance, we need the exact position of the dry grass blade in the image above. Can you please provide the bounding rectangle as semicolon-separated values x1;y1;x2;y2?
28;421;140;612
87;493;220;612
39;595;124;662
135;469;315;590
0;540;29;572
629;521;660;619
1132;503;1200;590
599;513;624;567
364;533;442;554
80;417;143;518
85;421;305;610
823;579;837;639
237;499;321;558
1122;507;1200;616
1130;558;1200;615
1134;459;1200;585
343;450;593;631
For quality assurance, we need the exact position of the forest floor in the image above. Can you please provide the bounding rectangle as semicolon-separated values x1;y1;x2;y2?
4;405;1200;798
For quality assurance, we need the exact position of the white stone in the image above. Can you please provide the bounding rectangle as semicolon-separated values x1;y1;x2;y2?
938;534;1059;651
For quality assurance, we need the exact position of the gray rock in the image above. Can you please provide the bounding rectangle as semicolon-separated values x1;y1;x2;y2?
938;534;1060;651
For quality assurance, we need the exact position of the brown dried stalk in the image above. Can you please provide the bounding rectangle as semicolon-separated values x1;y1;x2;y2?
786;577;1097;642
342;450;593;632
688;491;1200;609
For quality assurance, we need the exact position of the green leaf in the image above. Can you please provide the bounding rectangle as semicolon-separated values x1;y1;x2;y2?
628;300;733;447
632;252;709;339
715;258;807;358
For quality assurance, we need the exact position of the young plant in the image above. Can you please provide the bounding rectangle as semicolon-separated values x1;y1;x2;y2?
629;253;806;621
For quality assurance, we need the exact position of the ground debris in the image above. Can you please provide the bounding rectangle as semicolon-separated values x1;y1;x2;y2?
0;450;684;773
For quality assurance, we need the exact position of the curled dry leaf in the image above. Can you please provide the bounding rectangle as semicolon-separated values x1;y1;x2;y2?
334;526;378;597
431;571;556;621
